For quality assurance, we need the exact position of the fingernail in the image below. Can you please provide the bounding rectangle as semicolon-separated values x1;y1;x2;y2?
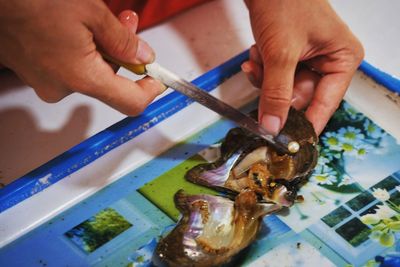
136;39;154;63
118;10;137;23
291;96;299;107
142;76;168;95
241;63;257;85
291;96;304;110
241;62;251;73
152;77;168;94
158;81;168;94
261;114;281;135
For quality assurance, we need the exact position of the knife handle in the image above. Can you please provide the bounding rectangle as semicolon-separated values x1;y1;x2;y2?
101;53;147;75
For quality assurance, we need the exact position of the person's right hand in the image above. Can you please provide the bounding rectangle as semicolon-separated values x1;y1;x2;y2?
0;1;165;116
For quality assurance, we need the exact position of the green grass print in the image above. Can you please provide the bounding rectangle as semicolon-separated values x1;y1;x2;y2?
138;155;217;221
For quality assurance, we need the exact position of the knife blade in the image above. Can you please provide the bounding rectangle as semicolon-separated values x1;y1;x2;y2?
145;63;291;154
102;54;296;154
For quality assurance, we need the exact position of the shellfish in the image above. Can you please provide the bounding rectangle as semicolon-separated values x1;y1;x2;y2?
153;190;280;267
186;108;318;206
154;108;318;266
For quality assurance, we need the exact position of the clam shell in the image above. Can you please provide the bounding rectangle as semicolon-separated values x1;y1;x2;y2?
153;190;280;267
185;108;318;206
153;108;318;266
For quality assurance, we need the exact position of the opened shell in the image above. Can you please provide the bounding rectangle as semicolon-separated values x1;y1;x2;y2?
153;190;280;267
186;108;318;206
153;108;318;266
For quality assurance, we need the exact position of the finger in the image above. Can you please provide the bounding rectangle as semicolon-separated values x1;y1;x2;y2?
305;72;351;135
18;68;73;103
79;56;165;116
33;83;72;103
291;68;320;110
241;60;263;88
304;45;363;135
259;55;297;135
88;5;154;64
249;45;262;65
103;10;139;73
305;47;363;75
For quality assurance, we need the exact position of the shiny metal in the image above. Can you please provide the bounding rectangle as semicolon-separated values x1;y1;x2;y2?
145;63;290;154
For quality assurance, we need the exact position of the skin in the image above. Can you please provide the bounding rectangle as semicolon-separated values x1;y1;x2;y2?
243;0;364;135
0;0;363;135
0;1;165;116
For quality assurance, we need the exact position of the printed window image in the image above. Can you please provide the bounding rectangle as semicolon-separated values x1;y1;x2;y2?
321;173;400;248
335;217;370;247
65;208;132;253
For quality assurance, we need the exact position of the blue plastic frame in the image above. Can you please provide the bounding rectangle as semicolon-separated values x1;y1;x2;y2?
0;50;249;213
1;51;398;213
359;61;400;94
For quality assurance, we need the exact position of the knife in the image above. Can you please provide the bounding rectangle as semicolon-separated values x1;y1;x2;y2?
103;55;298;154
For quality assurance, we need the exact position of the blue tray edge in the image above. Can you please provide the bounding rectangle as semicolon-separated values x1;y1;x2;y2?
359;60;400;94
2;54;399;213
0;50;250;213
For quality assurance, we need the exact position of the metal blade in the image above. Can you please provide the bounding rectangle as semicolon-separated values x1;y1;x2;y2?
146;63;290;154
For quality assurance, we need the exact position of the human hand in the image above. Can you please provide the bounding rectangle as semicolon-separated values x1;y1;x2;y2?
243;0;364;135
0;1;165;116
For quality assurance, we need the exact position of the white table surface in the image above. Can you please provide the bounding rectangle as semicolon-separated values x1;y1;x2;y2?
0;0;399;246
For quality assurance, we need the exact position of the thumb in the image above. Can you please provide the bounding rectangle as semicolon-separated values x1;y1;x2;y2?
88;7;154;64
259;55;297;135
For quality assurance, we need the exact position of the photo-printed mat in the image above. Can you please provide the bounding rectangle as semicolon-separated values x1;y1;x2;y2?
2;98;400;267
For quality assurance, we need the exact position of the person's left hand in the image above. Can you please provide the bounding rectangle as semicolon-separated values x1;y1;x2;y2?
242;0;364;135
